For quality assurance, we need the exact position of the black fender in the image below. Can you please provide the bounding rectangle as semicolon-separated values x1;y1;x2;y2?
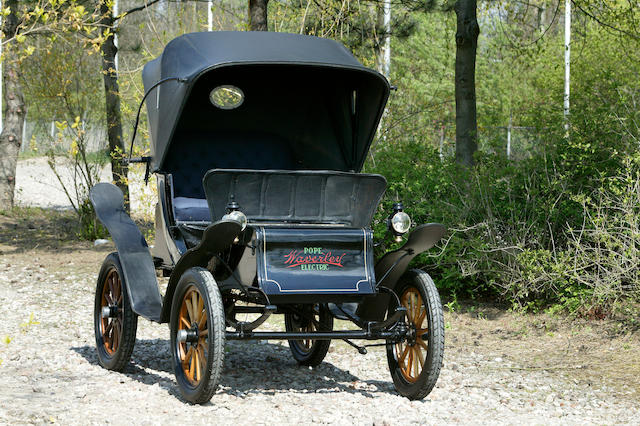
159;219;242;323
355;223;446;321
89;183;163;322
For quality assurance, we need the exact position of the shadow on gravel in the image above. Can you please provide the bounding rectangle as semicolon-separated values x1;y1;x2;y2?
72;338;396;402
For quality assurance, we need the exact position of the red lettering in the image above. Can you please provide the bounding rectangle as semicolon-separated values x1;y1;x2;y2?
284;249;347;268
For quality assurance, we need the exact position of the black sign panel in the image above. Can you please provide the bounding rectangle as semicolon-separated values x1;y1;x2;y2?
256;227;376;296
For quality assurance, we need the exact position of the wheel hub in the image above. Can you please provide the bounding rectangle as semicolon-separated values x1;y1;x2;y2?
101;305;119;318
406;324;418;346
177;325;199;343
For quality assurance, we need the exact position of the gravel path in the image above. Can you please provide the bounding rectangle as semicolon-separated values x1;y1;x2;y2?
1;159;638;424
0;246;638;424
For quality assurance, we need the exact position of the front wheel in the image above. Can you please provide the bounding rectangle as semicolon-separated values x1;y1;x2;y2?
170;267;225;404
386;269;445;400
285;304;333;366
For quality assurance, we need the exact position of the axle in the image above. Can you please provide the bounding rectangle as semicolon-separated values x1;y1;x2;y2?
225;329;403;341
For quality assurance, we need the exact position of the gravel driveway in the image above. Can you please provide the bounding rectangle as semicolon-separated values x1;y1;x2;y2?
0;159;638;424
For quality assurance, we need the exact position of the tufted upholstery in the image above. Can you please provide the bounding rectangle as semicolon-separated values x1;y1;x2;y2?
163;132;295;222
173;197;210;222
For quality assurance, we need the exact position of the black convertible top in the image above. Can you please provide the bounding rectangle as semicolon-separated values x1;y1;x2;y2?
142;31;389;173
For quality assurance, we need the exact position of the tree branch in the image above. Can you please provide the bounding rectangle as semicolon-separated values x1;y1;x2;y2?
118;0;162;19
571;0;640;41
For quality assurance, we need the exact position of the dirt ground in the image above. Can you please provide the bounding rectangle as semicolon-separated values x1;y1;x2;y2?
1;208;639;424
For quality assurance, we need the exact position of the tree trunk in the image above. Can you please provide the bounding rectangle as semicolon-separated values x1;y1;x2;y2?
0;0;25;208
454;0;479;167
99;1;129;210
248;0;269;31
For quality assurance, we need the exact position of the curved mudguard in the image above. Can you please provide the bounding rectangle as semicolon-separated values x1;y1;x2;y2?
160;219;242;323
355;223;446;321
89;183;163;322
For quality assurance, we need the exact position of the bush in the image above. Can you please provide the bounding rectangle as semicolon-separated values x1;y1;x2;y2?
367;134;640;316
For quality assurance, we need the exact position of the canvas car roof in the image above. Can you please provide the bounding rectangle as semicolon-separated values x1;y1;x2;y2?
142;31;390;173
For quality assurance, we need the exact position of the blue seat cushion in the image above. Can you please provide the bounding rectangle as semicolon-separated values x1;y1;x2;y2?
173;197;210;222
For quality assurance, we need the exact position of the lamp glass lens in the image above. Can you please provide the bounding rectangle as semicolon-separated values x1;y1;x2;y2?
391;212;411;234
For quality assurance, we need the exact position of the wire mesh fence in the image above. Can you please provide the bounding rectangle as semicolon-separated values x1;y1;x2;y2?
435;124;545;161
21;119;108;155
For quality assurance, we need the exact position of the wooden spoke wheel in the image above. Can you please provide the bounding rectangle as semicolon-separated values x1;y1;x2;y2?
177;287;208;387
170;267;225;404
285;304;333;366
386;269;444;400
94;253;138;371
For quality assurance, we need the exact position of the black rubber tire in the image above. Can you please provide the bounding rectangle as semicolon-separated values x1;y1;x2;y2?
386;269;445;400
94;252;138;372
170;267;225;404
285;304;333;366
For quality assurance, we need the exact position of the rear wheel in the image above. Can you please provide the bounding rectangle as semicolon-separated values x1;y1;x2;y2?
285;304;333;366
386;269;444;400
170;267;225;404
94;253;138;371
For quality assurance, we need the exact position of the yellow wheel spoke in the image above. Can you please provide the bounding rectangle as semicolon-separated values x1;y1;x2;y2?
198;310;207;329
194;347;200;381
197;295;204;324
189;353;195;380
407;347;414;375
113;322;119;351
399;343;410;363
108;276;115;300
185;299;194;324
185;347;194;363
191;292;199;323
415;294;421;320
408;293;413;320
180;316;190;328
198;346;206;371
199;328;208;337
417;339;428;351
416;346;425;368
416;308;426;327
413;348;420;377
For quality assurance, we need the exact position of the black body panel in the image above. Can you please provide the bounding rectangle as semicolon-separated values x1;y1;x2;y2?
356;223;447;321
151;174;186;268
89;183;163;322
203;169;386;227
160;219;242;323
255;227;376;300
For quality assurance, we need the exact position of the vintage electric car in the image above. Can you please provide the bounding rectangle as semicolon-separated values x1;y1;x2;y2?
90;31;446;404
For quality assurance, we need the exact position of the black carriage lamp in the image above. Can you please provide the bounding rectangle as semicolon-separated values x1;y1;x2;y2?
387;202;411;242
222;200;247;231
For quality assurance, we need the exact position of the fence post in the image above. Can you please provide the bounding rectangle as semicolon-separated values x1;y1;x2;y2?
21;108;27;152
507;114;512;159
439;125;445;161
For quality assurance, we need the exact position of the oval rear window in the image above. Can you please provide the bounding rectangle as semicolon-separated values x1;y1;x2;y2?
209;85;244;110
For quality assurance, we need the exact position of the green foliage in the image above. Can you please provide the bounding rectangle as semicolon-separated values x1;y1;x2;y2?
78;198;107;240
358;7;640;318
